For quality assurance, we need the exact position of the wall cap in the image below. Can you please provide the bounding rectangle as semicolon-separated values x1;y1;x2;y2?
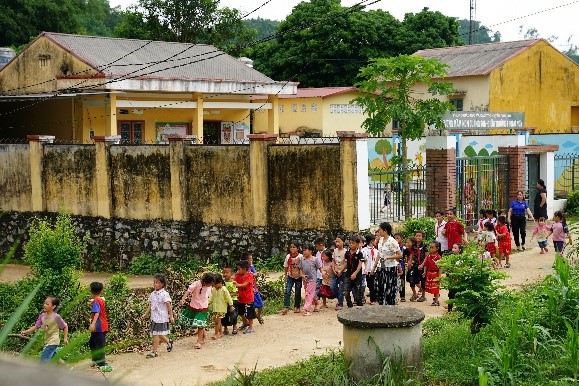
167;135;197;143
337;131;369;141
93;135;121;144
26;135;55;143
248;134;278;141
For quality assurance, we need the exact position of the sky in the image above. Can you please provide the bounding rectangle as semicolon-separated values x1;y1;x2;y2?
108;0;579;49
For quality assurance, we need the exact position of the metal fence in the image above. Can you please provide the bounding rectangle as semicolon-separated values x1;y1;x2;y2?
554;153;579;198
369;165;434;224
456;155;509;227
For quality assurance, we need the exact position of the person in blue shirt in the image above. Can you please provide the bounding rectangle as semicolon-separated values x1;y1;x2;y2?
507;190;534;250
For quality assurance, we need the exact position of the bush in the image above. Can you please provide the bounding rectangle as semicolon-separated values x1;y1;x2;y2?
401;217;436;242
253;254;285;272
566;190;579;214
128;254;167;275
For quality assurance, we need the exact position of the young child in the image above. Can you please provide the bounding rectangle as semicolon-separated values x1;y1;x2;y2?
496;216;512;268
483;222;500;268
443;208;468;253
498;210;511;232
143;274;174;358
208;273;234;340
242;252;264;325
419;241;442;306
473;209;488;245
299;244;321;315
234;260;256;334
179;272;214;349
402;237;416;303
530;217;550;254
282;241;303;315
88;282;108;367
331;235;347;310
314;237;327;302
20;296;68;363
362;234;377;304
410;230;428;302
434;210;449;254
344;235;365;308
548;211;573;254
486;209;497;226
221;266;239;335
380;183;392;214
318;250;335;307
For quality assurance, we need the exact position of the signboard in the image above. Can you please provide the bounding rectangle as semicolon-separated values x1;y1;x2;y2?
155;122;189;143
442;112;525;130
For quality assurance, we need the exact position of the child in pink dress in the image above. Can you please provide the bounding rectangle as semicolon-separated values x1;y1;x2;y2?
300;244;322;316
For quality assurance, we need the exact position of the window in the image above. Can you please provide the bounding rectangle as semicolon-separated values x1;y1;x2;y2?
279;104;284;113
291;103;297;112
449;98;464;111
301;103;307;112
311;102;317;112
119;121;144;144
38;54;51;68
329;103;364;114
392;118;400;131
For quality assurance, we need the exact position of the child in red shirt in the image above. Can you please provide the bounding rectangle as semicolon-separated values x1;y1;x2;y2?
89;282;108;367
234;260;256;334
443;209;468;250
419;241;442;306
496;215;512;268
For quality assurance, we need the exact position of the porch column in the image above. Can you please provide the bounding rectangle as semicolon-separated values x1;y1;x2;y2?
93;135;119;218
338;131;370;232
498;135;526;205
267;95;279;135
168;136;191;221
539;150;556;219
105;93;117;136
27;135;54;212
192;93;204;141
248;134;277;227
425;136;456;216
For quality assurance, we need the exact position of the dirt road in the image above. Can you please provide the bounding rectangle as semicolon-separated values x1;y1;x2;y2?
71;245;558;386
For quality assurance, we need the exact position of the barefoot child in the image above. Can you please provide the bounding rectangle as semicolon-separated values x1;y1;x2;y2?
242;252;264;325
21;296;68;363
208;273;234;340
143;274;174;358
419;241;442;306
180;272;214;349
88;282;108;367
221;266;239;335
300;244;322;315
234;260;256;334
530;217;550;254
318;250;335;307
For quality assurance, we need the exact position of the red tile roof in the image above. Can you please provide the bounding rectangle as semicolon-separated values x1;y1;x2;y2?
251;87;357;100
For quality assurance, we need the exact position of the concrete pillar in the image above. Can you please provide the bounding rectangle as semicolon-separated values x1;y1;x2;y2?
540;150;556;219
105;94;117;136
248;134;277;227
338;131;370;232
27;135;54;212
267;95;279;135
168;135;194;221
92;135;119;218
338;306;425;382
498;134;526;205
425;136;456;216
192;93;204;141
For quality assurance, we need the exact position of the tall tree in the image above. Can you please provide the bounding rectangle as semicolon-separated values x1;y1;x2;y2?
244;18;280;42
457;19;501;45
396;8;462;54
352;55;454;219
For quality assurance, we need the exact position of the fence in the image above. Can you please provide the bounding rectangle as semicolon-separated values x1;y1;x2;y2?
369;165;434;224
456;155;509;227
554;153;579;198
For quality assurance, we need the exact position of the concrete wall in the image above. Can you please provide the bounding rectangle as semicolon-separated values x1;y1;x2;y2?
0;144;32;211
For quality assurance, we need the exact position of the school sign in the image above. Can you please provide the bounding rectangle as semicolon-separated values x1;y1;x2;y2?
442;112;525;130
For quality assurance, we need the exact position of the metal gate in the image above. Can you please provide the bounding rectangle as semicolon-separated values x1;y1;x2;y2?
526;154;540;210
456;155;509;227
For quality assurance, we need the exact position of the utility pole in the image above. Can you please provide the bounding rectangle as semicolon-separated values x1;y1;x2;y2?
469;0;477;44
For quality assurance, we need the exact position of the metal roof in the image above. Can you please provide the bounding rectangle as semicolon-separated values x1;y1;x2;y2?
414;39;542;77
251;87;357;100
44;32;275;84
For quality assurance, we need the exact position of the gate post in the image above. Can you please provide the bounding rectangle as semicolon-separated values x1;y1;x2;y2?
425;136;456;216
498;135;526;205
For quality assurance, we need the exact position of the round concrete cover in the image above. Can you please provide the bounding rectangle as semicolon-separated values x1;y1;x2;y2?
337;306;425;328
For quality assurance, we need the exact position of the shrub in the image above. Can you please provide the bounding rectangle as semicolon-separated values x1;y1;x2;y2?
401;217;436;242
128;254;167;275
566;190;579;214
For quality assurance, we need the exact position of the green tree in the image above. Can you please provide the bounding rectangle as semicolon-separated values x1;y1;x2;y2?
244;17;280;42
353;55;454;219
77;0;123;37
457;19;501;45
396;8;462;54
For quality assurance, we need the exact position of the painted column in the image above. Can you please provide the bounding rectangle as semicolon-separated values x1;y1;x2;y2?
498;134;527;205
93;135;119;218
105;93;117;136
267;95;279;135
168;136;192;222
27;135;54;212
425;136;456;216
540;150;556;219
192;93;204;141
338;131;370;232
248;134;277;227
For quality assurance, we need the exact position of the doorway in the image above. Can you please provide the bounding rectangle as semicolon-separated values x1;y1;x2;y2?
118;121;144;144
203;121;221;144
526;154;540;210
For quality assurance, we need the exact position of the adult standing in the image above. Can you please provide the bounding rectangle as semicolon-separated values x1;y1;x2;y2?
534;179;548;220
508;190;534;251
373;222;402;305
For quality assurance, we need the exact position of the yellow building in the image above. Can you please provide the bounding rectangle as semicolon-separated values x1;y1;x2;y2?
0;32;297;142
252;87;369;136
414;39;579;134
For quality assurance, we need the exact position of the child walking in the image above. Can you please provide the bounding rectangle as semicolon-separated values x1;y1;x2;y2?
362;234;377;304
208;273;234;340
318;250;335;307
331;235;347;310
402;237;416;303
180;272;214;349
282;241;303;315
548;211;573;254
242;252;264;324
409;231;428;302
299;244;321;315
419;241;442;306
21;296;68;363
483;222;500;268
344;235;365;308
89;282;108;368
496;216;512;268
221;266;239;335
234;260;256;334
380;183;392;214
143;274;174;358
530;217;550;254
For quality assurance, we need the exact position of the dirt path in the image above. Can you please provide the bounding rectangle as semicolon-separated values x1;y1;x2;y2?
71;245;560;386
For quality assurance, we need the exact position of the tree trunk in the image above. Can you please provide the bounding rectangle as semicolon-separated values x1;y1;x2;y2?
401;135;411;220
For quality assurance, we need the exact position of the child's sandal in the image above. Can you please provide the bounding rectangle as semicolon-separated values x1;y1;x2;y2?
258;316;265;324
194;343;202;349
167;339;173;352
146;352;158;358
232;329;238;335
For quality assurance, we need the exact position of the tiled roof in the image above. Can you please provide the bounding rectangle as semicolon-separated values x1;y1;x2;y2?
414;39;543;77
44;32;274;83
251;87;357;100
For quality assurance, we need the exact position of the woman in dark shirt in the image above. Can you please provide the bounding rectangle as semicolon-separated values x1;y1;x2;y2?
534;179;548;220
508;190;534;250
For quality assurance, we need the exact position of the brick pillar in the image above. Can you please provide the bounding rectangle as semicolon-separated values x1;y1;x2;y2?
93;135;120;218
27;135;55;212
248;133;277;227
426;136;456;216
498;137;526;204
